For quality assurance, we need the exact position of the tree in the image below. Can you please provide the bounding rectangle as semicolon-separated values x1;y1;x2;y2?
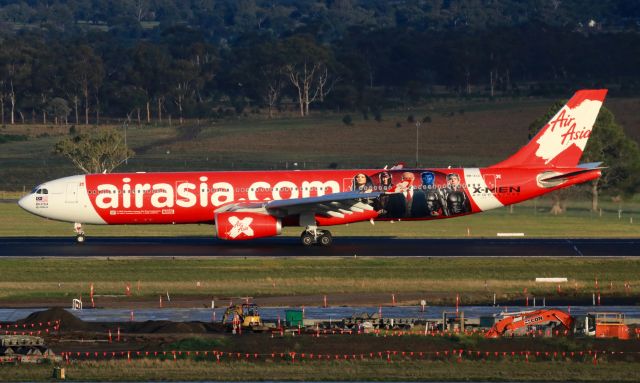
68;45;105;125
0;42;34;125
54;129;134;174
582;108;640;210
226;37;286;118
282;36;337;116
529;101;640;213
170;59;198;124
46;97;71;125
129;43;170;123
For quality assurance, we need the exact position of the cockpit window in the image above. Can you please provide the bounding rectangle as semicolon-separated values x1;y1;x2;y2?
42;189;48;194
36;189;42;194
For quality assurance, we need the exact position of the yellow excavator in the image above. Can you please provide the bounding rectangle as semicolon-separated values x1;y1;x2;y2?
221;303;264;330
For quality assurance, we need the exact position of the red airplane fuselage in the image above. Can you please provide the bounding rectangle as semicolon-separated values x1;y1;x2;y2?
18;89;608;245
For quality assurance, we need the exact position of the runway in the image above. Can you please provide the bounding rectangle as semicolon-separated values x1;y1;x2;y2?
0;237;639;257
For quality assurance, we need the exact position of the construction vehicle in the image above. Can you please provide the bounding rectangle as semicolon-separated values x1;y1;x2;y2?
485;308;574;338
221;303;265;331
584;312;631;340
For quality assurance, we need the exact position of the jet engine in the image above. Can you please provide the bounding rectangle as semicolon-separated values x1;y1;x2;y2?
215;212;281;240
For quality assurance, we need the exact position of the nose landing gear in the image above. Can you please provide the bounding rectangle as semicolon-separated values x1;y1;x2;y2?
74;222;86;243
300;226;332;247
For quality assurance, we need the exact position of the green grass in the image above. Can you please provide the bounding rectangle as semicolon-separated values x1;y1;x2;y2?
0;257;638;302
1;359;639;382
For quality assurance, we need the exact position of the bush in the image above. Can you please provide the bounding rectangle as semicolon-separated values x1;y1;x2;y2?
407;114;415;123
177;124;203;140
422;116;432;123
342;115;353;126
374;111;383;122
168;337;226;351
395;122;402;128
0;134;28;144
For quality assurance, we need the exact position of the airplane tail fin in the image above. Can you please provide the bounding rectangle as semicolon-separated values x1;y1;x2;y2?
491;89;607;168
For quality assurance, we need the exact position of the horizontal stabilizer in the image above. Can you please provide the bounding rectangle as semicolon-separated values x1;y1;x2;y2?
539;168;603;182
577;162;603;169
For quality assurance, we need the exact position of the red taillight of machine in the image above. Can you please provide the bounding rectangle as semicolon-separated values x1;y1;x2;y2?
215;212;281;240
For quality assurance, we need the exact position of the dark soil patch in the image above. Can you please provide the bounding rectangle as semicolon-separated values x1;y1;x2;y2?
17;306;90;331
130;321;212;334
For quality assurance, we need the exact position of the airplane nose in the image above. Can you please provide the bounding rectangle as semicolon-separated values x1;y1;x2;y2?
18;195;31;212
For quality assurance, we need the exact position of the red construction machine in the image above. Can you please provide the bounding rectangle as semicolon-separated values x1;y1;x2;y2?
485;309;574;338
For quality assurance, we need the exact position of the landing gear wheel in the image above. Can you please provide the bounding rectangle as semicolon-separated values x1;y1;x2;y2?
319;231;333;247
301;232;314;246
73;223;85;244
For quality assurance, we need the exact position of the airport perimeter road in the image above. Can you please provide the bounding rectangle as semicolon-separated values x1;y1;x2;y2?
0;237;639;257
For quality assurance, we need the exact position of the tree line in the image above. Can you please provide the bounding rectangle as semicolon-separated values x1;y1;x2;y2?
1;19;640;124
1;0;639;37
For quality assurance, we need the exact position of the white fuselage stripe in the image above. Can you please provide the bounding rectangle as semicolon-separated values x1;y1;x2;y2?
464;168;504;212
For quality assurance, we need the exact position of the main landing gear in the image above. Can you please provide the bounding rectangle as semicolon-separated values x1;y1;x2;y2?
300;226;333;247
74;222;86;243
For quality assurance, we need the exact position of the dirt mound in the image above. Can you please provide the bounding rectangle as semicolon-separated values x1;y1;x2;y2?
18;307;89;331
15;308;223;335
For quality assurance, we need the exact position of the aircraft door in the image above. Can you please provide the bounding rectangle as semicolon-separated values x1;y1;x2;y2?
65;183;78;203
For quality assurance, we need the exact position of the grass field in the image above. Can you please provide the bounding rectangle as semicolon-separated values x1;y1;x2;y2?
0;256;638;303
1;359;638;382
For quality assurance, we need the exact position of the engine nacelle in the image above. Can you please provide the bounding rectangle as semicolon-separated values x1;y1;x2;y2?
215;212;281;240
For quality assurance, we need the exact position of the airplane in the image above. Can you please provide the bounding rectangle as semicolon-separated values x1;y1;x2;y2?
18;89;607;246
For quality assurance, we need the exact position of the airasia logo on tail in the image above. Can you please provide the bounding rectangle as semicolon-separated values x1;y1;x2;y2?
535;100;602;164
226;216;254;238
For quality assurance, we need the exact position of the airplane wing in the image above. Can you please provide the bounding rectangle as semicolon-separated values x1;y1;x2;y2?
215;191;384;219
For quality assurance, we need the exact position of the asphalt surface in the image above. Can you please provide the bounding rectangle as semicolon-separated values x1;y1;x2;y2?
0;237;639;257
